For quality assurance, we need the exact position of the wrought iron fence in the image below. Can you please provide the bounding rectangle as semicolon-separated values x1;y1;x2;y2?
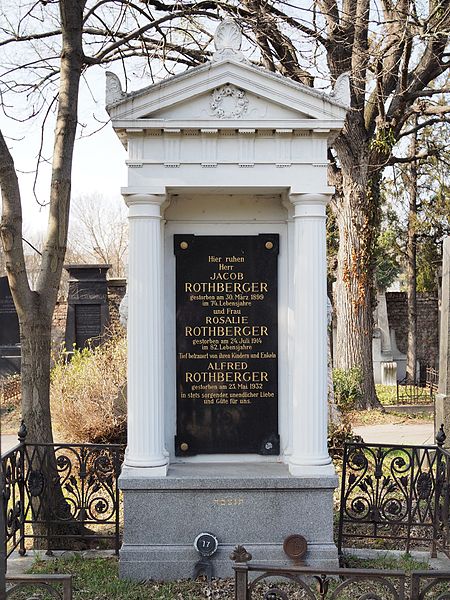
0;376;21;408
425;367;439;396
410;570;450;600
338;432;450;559
1;424;124;557
232;557;450;600
396;379;433;405
393;368;439;406
5;574;73;599
434;444;450;558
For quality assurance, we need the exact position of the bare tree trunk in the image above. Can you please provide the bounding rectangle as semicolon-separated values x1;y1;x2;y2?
0;0;87;549
406;122;418;382
333;169;381;409
20;317;54;444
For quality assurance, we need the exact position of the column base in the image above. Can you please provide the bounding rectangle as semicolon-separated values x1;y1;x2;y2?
121;463;169;478
289;460;336;478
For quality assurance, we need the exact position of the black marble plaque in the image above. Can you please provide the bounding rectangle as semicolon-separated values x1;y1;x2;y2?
75;304;102;348
175;234;279;455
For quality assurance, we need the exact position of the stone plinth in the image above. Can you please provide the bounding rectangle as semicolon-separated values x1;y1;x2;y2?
119;463;338;581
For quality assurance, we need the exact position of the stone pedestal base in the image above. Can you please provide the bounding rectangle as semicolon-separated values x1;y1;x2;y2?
435;394;450;449
119;462;338;581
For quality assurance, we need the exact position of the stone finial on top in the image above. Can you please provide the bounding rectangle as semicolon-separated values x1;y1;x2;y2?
106;71;126;106
212;18;248;63
330;72;351;108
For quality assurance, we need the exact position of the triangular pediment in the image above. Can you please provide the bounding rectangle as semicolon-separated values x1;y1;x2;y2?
106;59;348;125
149;88;309;121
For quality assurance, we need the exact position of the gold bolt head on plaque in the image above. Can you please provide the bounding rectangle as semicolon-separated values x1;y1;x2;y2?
180;241;189;250
180;442;189;452
265;241;274;250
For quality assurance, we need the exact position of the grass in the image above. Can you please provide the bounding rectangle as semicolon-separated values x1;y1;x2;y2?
348;407;433;427
26;555;231;600
375;384;397;405
20;553;438;600
343;552;429;572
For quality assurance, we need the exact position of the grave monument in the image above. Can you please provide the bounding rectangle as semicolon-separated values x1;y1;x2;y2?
64;264;110;350
0;276;21;377
107;18;349;579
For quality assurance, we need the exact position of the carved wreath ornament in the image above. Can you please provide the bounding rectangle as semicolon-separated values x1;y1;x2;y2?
210;85;249;119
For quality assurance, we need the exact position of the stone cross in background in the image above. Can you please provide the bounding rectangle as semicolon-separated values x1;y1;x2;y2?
436;236;450;448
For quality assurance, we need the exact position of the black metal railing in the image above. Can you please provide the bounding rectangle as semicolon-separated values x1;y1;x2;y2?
5;574;73;599
396;379;433;405
410;570;450;600
426;367;439;396
232;553;450;600
434;443;450;558
393;367;439;406
338;428;450;559
2;424;123;557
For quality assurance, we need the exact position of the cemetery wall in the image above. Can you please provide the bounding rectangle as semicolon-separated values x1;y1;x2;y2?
386;292;439;377
52;301;68;350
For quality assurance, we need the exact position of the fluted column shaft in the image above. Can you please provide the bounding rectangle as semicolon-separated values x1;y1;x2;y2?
124;194;168;475
289;193;333;475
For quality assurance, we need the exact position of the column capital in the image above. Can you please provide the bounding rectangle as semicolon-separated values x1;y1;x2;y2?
124;194;167;218
289;193;331;207
124;193;166;207
289;193;330;219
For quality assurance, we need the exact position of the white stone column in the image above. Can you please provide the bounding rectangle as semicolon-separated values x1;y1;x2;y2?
124;194;168;476
289;193;334;476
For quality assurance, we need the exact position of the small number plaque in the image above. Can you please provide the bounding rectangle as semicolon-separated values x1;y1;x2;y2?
194;532;219;557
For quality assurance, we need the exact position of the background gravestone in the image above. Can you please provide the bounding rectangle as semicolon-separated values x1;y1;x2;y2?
64;265;111;351
0;276;21;377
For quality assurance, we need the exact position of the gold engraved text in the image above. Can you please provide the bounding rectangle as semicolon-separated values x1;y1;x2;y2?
213;498;244;506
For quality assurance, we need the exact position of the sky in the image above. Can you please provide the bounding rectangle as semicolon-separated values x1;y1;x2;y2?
0;1;327;243
1;65;128;239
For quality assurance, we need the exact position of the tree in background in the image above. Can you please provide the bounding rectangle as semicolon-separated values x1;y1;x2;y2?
373;226;402;292
0;1;219;446
378;118;450;378
404;121;419;382
1;0;450;439
69;194;128;278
